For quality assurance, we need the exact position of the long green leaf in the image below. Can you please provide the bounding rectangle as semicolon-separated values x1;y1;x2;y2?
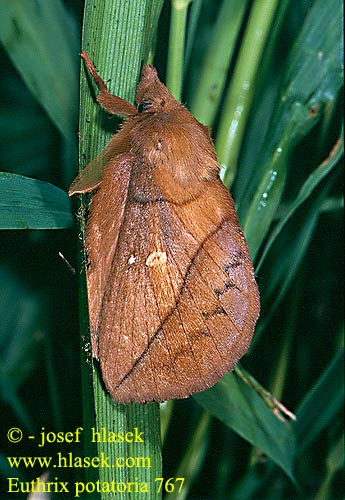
189;0;249;127
78;2;164;499
193;372;296;482
295;349;344;453
240;0;343;259
0;0;79;143
257;134;343;271
169;412;211;500
314;431;345;500
255;176;334;339
0;268;40;431
0;172;73;229
167;0;192;100
216;0;280;187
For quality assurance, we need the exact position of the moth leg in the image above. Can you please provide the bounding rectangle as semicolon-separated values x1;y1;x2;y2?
81;51;137;116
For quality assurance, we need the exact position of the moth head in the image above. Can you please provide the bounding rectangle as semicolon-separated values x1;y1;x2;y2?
136;65;180;114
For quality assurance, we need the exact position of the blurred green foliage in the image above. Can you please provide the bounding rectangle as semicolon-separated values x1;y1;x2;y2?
0;0;343;499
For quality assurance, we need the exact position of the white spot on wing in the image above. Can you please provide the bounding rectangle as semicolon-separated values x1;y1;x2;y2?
146;250;167;268
128;255;136;265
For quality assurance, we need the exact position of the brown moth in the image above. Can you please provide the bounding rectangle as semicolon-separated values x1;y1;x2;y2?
69;51;260;404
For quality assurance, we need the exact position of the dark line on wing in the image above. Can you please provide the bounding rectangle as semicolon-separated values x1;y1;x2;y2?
157;205;213;384
129;193;200;207
214;278;241;298
202;306;227;320
167;201;250;288
157;205;230;374
116;217;229;388
223;250;244;274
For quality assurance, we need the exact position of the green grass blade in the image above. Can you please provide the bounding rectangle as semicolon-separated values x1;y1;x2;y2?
77;2;164;499
295;349;344;453
193;372;296;482
0;269;41;431
184;0;203;73
167;0;192;100
216;0;280;188
243;158;287;260
240;0;343;259
257;133;343;271
315;432;345;500
160;400;174;443
320;196;344;213
167;411;211;500
0;0;78;144
189;0;249;127
0;172;73;229
255;176;334;339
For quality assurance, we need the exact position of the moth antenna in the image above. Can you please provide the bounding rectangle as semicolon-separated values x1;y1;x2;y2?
58;252;76;274
81;51;137;116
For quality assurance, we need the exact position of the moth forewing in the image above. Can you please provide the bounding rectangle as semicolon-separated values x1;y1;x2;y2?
69;53;260;403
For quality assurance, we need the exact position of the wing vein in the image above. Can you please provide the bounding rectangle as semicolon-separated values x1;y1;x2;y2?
116;216;233;386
